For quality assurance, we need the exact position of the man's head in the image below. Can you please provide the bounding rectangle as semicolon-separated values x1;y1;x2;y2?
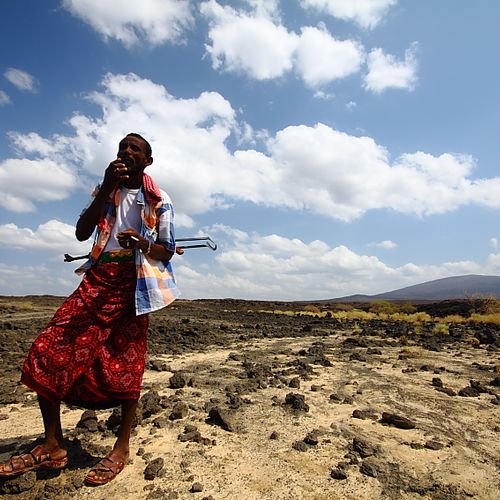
118;133;153;175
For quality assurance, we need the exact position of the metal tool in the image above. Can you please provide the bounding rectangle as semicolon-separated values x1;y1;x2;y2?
64;235;217;262
175;236;217;251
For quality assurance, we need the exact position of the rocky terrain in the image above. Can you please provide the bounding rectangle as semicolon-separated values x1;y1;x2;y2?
0;296;499;499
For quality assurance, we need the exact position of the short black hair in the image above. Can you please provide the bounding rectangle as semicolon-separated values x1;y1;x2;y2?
126;133;152;157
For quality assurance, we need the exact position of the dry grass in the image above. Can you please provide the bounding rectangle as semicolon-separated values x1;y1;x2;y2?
261;306;500;325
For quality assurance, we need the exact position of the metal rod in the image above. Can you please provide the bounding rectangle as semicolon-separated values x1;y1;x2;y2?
64;253;89;262
64;236;217;261
176;236;217;251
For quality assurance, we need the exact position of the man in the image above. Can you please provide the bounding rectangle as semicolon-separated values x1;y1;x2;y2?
0;133;179;485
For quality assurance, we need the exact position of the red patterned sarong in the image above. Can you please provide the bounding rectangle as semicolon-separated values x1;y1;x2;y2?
21;261;148;409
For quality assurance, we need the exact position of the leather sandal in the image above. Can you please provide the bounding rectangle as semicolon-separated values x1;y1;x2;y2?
85;454;126;486
0;445;68;477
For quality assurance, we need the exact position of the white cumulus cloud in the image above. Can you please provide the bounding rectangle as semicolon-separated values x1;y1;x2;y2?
299;0;398;29
201;1;365;88
368;240;398;249
174;226;493;300
2;222;500;300
0;262;82;296
62;0;193;47
201;0;298;80
364;43;418;93
4;68;38;93
0;158;78;213
0;90;10;105
295;26;364;87
0;220;89;255
6;73;500;222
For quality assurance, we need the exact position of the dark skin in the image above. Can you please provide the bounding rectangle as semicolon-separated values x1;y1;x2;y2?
76;134;175;262
0;135;176;482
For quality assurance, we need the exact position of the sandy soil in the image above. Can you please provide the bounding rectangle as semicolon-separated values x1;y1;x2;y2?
0;297;499;499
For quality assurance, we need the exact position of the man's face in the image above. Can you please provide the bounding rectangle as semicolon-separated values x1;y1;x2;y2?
117;135;152;176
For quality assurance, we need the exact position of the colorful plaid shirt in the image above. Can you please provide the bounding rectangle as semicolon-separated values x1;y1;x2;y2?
76;183;180;315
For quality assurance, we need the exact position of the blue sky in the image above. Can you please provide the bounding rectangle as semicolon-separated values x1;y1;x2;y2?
1;0;499;300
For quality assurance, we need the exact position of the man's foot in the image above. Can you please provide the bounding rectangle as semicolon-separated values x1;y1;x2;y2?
84;450;128;486
0;445;67;477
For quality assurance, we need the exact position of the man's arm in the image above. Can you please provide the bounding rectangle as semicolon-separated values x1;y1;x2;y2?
116;229;174;262
75;158;129;241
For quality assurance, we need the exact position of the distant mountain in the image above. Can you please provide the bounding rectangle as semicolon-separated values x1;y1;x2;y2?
335;274;500;302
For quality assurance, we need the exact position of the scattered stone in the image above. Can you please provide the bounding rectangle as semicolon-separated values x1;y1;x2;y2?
153;416;170;428
310;384;322;392
330;468;348;480
144;457;165;480
344;452;359;464
169;372;187;389
342;396;354;405
352;409;378;420
359;460;378;478
352;438;377;458
425;440;444;450
410;442;425;450
304;430;320;446
208;406;237;432
169;402;189;420
458;386;480;397
329;393;343;403
0;471;37;494
191;482;204;493
284;393;309;412
288;377;301;388
490;376;500;387
305;342;332;366
380;412;416;429
432;377;443;387
269;431;280;440
149;360;170;371
350;352;367;362
292;441;309;452
178;430;201;442
367;348;382;355
76;409;98;432
435;386;457;396
146;487;179;499
402;367;417;373
140;390;162;419
470;380;489;393
106;408;123;430
227;393;243;409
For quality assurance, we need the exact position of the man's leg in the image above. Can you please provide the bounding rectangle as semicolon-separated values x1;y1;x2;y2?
38;394;67;454
0;394;67;475
85;399;137;483
114;399;138;457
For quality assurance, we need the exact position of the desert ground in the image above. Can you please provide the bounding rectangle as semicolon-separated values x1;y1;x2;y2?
0;296;499;499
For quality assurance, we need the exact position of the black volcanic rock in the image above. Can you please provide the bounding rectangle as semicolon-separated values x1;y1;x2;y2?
381;412;416;429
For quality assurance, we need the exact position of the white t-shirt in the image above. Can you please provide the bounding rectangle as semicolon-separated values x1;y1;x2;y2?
103;188;141;252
